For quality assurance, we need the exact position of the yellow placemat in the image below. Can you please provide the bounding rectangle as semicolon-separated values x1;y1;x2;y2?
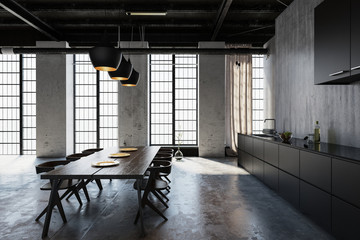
109;153;131;158
92;160;120;167
119;147;138;152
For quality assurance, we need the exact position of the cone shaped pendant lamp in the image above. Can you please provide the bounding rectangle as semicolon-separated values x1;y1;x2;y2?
89;32;121;72
121;69;139;86
108;56;133;80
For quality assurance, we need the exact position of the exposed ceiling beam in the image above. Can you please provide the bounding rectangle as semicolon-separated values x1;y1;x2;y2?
0;0;63;40
0;47;268;55
211;0;233;41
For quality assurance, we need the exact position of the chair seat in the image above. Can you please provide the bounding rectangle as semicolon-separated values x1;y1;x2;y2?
134;178;168;191
40;179;80;191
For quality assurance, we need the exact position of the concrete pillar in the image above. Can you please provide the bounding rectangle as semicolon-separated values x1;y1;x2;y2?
118;41;148;147
36;41;74;157
263;38;276;125
198;42;226;157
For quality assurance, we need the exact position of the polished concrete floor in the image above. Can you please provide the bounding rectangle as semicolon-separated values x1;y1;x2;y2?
0;155;334;240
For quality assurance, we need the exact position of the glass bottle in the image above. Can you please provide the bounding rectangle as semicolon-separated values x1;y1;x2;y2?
314;121;320;144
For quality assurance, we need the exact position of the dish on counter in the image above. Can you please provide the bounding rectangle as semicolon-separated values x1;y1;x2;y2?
119;147;138;152
91;160;120;167
109;153;131;158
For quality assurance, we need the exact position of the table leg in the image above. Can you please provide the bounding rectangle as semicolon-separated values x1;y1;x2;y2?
42;179;61;238
136;179;145;236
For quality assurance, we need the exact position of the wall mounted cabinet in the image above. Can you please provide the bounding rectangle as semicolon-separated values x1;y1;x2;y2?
314;0;360;84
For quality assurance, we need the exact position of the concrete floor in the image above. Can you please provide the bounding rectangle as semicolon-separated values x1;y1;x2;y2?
0;156;334;240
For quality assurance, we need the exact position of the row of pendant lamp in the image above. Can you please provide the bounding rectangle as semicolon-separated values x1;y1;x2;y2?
89;46;139;87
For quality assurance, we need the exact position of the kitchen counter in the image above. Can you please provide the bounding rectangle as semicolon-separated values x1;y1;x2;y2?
251;134;360;162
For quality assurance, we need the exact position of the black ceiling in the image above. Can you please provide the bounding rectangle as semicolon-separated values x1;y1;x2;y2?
0;0;294;48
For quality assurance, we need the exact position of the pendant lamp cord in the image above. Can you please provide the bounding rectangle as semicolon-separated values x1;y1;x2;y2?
118;26;120;48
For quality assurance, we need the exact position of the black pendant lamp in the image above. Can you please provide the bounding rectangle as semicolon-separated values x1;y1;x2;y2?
121;69;139;87
108;56;133;80
89;32;121;72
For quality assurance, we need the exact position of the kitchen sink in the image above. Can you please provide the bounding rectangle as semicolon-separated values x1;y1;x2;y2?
252;134;277;140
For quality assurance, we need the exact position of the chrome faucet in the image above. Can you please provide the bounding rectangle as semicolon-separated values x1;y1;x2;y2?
263;119;276;134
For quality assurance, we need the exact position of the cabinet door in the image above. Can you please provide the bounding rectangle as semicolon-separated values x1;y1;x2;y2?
279;145;299;177
351;0;360;77
264;163;278;191
300;181;331;232
253;138;264;160
300;151;331;192
252;157;264;181
279;170;299;209
315;0;351;84
244;136;253;155
238;134;245;151
264;141;278;167
238;150;244;167
332;196;360;239
332;158;360;208
243;152;253;173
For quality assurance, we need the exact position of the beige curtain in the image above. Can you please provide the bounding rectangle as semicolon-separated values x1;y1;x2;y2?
225;51;252;155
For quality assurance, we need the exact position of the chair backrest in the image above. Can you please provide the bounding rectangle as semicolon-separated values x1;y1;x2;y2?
154;152;172;161
159;147;174;153
150;160;172;175
36;160;71;174
82;148;103;154
66;153;86;161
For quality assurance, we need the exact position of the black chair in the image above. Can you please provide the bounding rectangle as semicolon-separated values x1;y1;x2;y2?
159;147;174;156
82;148;104;155
153;153;172;184
35;161;88;222
133;160;172;223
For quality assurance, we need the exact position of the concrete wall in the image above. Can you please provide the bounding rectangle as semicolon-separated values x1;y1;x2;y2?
36;41;74;157
118;41;148;147
198;42;225;157
269;0;360;147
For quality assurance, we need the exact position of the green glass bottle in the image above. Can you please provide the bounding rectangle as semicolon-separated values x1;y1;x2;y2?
314;121;320;144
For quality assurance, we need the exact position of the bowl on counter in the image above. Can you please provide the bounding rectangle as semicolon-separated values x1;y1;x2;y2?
278;131;292;143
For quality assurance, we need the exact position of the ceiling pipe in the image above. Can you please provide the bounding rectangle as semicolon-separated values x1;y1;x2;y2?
0;47;268;55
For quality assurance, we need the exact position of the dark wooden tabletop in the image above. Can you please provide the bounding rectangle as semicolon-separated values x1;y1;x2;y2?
41;146;160;180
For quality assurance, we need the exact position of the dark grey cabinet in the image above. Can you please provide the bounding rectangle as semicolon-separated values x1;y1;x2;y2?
244;136;253;155
243;151;253;173
238;134;245;151
332;196;360;239
238;133;360;239
253;138;264;160
252;157;264;181
279;145;299;177
238;150;244;167
264;141;278;167
279;170;299;209
300;151;331;192
315;0;350;84
332;158;360;208
264;163;278;191
300;181;331;232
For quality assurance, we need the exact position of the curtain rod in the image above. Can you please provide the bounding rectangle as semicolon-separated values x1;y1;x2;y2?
0;47;268;55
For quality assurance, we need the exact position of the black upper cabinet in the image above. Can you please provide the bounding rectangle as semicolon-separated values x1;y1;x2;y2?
315;0;353;84
351;0;360;75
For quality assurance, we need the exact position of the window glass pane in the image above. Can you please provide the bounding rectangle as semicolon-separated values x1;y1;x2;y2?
252;55;264;134
74;55;119;152
150;54;198;146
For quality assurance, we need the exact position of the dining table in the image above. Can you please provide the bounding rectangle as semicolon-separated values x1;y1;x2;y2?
40;146;160;238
